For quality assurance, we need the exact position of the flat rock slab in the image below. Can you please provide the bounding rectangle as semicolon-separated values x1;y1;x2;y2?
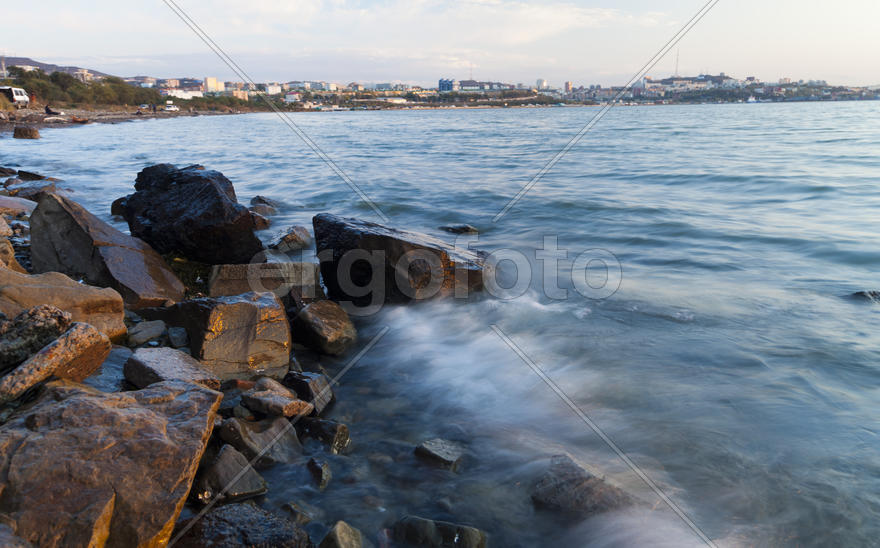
208;262;322;300
530;454;636;518
415;438;465;471
173;502;312;548
0;380;222;547
291;300;356;356
193;444;267;504
0;269;126;341
241;377;314;418
123;347;220;390
0;196;35;217
0;304;72;371
0;322;111;404
313;213;486;306
218;416;302;469
392;515;487;548
30;193;185;309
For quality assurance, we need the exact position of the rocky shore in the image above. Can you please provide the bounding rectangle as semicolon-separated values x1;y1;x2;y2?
0;162;640;547
0;106;240;134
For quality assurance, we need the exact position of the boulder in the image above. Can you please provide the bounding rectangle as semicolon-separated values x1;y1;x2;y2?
0;322;111;403
142;292;291;380
392;516;487;548
119;164;265;264
249;203;277;217
240;377;314;418
208;262;322;301
0;305;72;371
307;457;332;490
0;269;126;341
192;444;267;504
0;239;26;273
0;380;221;547
0;217;12;238
296;418;351;455
0;196;35;216
30;193;185;309
218;416;302;469
530;454;635;518
251;195;282;209
439;224;479;234
127;319;166;346
319;521;366;548
123;347;220;390
173;502;312;548
282;371;334;415
271;225;313;253
415;438;465;471
12;126;39;139
5;179;58;201
291;300;356;356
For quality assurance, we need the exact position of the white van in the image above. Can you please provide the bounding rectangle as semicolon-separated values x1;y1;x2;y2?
0;87;30;108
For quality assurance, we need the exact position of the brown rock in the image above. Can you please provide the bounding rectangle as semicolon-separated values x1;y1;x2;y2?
291;300;356;355
123;347;221;390
0;196;35;216
0;304;72;371
251;211;271;230
208;262;322;300
530;454;636;518
5;179;58;201
0;217;12;238
270;225;312;253
249;203;277;217
282;371;334;415
0;524;31;547
319;521;366;548
0;322;111;403
0;269;126;341
12;126;39;139
173;501;312;548
0;239;26;273
30;193;185;308
0;380;221;547
218;416;302;469
241;377;314;417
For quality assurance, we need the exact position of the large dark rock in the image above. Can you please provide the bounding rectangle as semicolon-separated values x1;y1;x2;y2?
313;213;486;306
282;371;334;415
296;418;351;455
119;164;265;264
0;380;222;547
392;515;487;548
218;416;302;468
530;454;635;518
12;126;39;140
123;347;221;390
291;300;356;356
141;292;291;380
30;193;185;309
173;501;312;548
415;438;465;471
192;444;267;504
0;305;71;371
0;269;126;341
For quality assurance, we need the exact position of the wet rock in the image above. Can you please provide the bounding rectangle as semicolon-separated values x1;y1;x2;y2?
208;262;322;301
319;521;367;548
530;454;635;518
392;515;487;548
82;345;131;392
120;164;265;264
30;193;185;308
250;203;278;217
296;418;351;455
291;300;356;356
271;225;313;253
0;217;12;238
0;238;26;273
283;500;322;526
313;213;486;306
0;196;35;216
251;195;282;209
110;196;127;216
142;292;291;380
12;126;39;139
0;380;221;547
193;444;267;504
415;438;465;471
123;347;221;390
241;377;314;417
283;371;334;415
168;326;188;347
218;416;302;468
0;305;71;371
307;457;332;490
439;224;479;234
0;167;16;177
0;323;111;403
5;179;58;201
252;211;271;230
127;319;166;346
852;290;880;303
173;501;312;548
12;171;49;182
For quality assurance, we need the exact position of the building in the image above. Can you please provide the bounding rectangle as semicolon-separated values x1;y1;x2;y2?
73;69;94;83
223;90;248;101
204;77;225;93
161;89;203;99
564;81;573;93
438;78;460;92
259;83;283;95
160;79;180;88
283;91;302;103
536;78;548;90
348;82;364;91
12;65;39;72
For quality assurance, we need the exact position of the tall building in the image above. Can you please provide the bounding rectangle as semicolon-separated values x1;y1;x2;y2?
536;78;548;90
438;78;460;92
204;77;225;93
564;81;573;93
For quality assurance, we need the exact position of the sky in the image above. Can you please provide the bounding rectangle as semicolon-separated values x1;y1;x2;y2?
4;0;879;87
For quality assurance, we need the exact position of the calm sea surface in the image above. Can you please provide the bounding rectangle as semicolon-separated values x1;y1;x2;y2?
3;102;879;547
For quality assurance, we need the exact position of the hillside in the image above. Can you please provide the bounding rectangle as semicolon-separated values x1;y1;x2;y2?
2;57;113;78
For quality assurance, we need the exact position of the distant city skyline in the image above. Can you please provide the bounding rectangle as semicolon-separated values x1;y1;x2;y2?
4;0;879;87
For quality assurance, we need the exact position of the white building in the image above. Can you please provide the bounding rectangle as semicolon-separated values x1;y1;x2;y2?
536;78;549;90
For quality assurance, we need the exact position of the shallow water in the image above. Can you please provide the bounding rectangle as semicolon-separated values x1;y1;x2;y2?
3;102;880;546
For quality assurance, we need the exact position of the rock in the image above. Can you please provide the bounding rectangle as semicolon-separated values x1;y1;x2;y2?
282;371;334;415
123;347;221;390
30;193;185;308
0;167;16;177
291;300;356;356
251;195;282;209
143;292;291;380
415;438;465;471
392;515;487;548
530;454;635;518
120;164;265;264
109;196;127;216
0;238;26;273
168;326;188;347
0;269;126;341
296;418;351;455
193;444;267;504
81;345;131;392
439;224;479;234
218;416;302;468
251;211;271;230
0;305;72;371
0;380;221;547
127;319;166;346
313;213;486;306
0;322;111;403
307;457;332;490
173;501;312;548
250;203;277;217
13;171;49;182
5;179;57;201
271;225;313;253
283;500;321;526
0;217;11;238
319;521;367;548
0;524;31;547
241;377;314;417
208;262;322;301
0;196;35;216
852;290;880;303
12;126;39;139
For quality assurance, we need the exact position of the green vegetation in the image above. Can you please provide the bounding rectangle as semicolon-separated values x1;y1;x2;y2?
2;67;163;106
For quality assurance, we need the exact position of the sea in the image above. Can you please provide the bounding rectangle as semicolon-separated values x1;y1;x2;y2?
3;102;879;547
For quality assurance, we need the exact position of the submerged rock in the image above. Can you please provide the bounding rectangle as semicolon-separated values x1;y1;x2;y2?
307;457;332;490
319;521;367;548
0;380;221;547
392;515;487;548
439;224;479;234
291;300;356;356
193;444;267;504
852;290;880;303
296;417;351;455
313;213;486;306
415;438;465;471
30;193;185;308
0;305;71;371
530;454;635;518
120;164;265;264
218;416;302;468
123;347;221;390
173;501;312;548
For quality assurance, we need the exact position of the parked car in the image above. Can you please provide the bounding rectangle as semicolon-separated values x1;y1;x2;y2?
164;104;180;112
0;87;30;108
